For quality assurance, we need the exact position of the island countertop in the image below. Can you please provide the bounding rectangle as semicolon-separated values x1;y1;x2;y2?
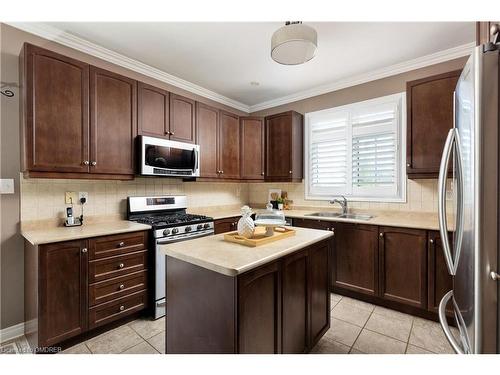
161;226;333;276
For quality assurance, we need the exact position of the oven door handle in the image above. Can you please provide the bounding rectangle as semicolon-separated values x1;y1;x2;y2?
156;231;213;245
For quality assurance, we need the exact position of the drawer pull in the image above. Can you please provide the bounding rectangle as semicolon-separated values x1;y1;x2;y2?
119;284;125;290
119;305;125;311
118;263;125;269
81;248;88;253
118;241;125;247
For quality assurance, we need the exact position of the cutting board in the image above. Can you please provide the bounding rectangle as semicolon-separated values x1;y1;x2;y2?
223;226;296;247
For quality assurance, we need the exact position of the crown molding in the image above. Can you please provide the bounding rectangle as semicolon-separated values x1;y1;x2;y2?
7;22;251;113
8;22;474;115
248;42;475;113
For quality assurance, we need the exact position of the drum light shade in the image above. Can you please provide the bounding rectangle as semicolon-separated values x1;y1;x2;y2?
271;22;317;65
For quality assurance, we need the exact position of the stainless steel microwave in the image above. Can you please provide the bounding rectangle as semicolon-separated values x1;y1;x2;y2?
139;136;200;177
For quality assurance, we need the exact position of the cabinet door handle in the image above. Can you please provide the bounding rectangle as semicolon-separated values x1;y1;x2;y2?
289;170;292;174
406;163;411;168
170;131;175;136
221;170;224;174
118;241;125;247
119;284;125;290
118;263;125;269
119;305;125;311
91;161;97;166
83;160;89;166
81;248;88;253
379;232;384;238
261;172;265;176
429;239;434;244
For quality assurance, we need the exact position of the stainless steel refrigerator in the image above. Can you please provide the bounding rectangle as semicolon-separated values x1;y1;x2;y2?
437;42;499;354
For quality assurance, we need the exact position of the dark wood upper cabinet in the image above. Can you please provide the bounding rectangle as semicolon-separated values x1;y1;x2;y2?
265;111;303;182
240;117;264;180
38;240;88;347
428;231;453;315
137;82;169;138
406;70;461;178
196;102;219;178
333;223;379;297
170;93;196;143
218;111;240;179
90;66;137;176
21;43;90;174
476;21;500;46
238;261;282;354
379;227;427;309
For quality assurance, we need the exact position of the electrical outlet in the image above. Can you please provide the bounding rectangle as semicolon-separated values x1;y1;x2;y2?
65;191;78;204
79;192;89;204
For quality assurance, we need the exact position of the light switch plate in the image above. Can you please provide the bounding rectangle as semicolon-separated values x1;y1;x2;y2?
65;191;78;204
0;179;14;194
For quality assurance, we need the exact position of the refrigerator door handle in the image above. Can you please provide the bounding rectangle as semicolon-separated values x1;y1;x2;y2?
439;290;465;354
438;129;457;275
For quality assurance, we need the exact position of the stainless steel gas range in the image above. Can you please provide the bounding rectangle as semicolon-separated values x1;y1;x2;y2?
127;195;214;319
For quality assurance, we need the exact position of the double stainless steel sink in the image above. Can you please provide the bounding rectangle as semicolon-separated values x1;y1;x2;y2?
306;212;374;221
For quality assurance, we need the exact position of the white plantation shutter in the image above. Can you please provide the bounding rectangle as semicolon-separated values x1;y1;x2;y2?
305;93;405;201
310;112;348;190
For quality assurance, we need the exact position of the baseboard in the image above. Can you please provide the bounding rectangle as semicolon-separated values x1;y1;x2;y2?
0;322;25;344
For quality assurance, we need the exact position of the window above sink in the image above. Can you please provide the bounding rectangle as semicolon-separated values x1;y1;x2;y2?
304;93;407;203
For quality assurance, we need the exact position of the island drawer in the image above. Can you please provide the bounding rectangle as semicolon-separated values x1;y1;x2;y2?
89;250;148;283
89;270;148;306
88;231;147;260
88;290;148;329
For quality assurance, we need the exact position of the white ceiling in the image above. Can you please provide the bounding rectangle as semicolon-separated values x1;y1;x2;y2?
45;22;475;109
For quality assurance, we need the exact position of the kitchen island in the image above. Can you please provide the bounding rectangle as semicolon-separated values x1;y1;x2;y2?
161;227;333;354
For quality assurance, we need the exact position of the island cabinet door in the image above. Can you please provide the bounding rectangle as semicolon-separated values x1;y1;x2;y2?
282;249;309;354
379;227;428;309
237;261;282;354
307;241;331;347
333;223;379;297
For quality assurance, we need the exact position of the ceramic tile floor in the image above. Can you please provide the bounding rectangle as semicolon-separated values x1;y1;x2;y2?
1;294;458;354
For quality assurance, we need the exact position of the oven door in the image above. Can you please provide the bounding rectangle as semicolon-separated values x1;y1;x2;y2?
140;135;200;177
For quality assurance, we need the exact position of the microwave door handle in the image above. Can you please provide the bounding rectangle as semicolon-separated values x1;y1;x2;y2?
438;128;457;275
193;148;198;172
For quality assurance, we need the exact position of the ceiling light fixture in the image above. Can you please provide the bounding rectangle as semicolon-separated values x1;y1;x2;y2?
271;21;317;65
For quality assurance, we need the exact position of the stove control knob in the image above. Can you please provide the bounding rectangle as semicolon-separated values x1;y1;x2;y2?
197;224;203;230
172;228;179;234
185;226;192;233
203;223;210;229
163;229;171;236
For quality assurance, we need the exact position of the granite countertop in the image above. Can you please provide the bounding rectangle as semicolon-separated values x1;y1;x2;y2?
190;207;444;231
22;220;152;246
161;227;333;276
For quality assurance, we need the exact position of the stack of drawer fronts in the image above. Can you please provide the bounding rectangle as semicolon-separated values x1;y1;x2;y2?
88;232;149;329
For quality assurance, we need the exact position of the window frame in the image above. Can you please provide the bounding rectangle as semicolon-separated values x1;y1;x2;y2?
304;92;407;203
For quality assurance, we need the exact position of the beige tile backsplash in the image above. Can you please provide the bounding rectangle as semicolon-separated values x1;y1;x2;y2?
247;179;444;213
20;176;249;222
20;175;446;222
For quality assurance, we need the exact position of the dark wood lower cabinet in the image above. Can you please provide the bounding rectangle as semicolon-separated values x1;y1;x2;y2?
289;216;452;321
214;216;240;234
428;231;453;316
379;227;427;309
333;223;379;297
38;240;88;347
24;231;149;350
238;261;282;354
166;238;332;353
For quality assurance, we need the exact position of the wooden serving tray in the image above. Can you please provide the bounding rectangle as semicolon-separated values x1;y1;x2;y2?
223;226;296;247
